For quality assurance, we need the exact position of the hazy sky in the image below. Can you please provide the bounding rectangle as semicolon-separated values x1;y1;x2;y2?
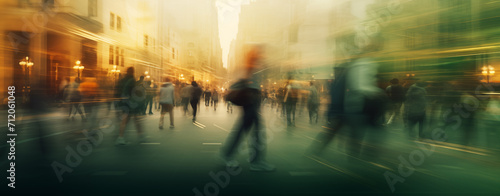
216;0;250;68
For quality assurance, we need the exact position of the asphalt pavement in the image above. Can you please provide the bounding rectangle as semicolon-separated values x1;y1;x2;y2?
1;102;500;196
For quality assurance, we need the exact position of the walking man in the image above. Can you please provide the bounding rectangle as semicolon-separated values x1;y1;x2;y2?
159;78;175;129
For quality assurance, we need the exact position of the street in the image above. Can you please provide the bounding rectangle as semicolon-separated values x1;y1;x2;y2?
1;101;500;196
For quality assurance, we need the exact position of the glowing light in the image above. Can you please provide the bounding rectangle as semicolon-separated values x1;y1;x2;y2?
482;66;495;75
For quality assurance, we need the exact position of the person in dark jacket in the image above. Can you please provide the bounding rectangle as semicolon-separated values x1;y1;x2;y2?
385;78;405;124
307;81;320;124
220;45;275;172
204;89;212;107
144;80;155;115
115;67;147;145
404;81;427;139
190;81;203;122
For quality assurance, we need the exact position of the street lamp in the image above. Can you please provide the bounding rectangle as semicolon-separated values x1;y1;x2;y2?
19;56;34;103
482;65;495;83
19;56;34;81
73;60;84;78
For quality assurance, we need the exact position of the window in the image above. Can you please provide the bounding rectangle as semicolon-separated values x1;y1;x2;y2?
109;45;114;64
117;16;122;32
88;0;97;17
120;49;125;66
172;48;175;59
189;50;193;56
115;46;120;66
110;13;115;30
144;34;148;47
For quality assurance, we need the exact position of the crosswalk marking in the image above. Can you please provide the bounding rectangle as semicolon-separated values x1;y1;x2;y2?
213;123;229;132
202;143;222;145
193;121;207;129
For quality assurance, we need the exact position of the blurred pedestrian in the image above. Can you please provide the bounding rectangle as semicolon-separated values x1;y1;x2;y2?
181;83;191;115
136;76;147;115
212;89;219;111
65;77;86;121
404;81;427;139
385;78;405;125
190;81;203;122
277;86;285;115
79;77;100;130
284;80;298;127
204;88;212;107
310;65;347;155
343;36;387;159
115;67;147;145
221;45;275;171
58;77;70;106
145;81;154;115
307;81;320;124
159;79;175;129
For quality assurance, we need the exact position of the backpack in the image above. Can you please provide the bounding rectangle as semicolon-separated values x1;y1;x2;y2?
226;79;259;106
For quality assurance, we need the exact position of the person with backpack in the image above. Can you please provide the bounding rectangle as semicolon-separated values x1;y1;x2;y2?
385;78;405;125
115;67;148;145
221;45;275;171
404;81;427;139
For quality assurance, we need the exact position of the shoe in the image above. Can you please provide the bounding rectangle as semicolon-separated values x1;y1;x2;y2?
115;137;129;145
169;125;175;128
149;112;154;115
159;126;163;130
250;161;276;172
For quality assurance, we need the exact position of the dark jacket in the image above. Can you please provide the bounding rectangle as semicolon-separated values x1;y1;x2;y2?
191;86;203;102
